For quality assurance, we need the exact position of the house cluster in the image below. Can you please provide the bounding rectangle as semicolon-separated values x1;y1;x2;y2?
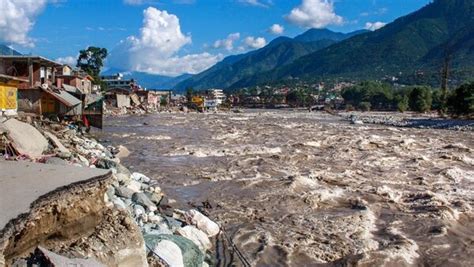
234;81;349;108
0;55;103;128
100;73;174;114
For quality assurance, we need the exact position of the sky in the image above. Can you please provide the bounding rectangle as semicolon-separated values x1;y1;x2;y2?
0;0;432;76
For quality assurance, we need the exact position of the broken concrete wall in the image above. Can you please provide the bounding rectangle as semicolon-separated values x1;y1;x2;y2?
116;94;131;108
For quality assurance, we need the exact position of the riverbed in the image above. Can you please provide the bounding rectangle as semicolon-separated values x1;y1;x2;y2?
99;110;474;266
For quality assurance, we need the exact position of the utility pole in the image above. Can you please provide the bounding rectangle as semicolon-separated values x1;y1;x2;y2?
440;47;451;115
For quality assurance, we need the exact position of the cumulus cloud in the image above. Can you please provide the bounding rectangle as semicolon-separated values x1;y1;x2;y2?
238;0;272;8
268;24;284;35
109;7;222;76
244;36;267;49
213;33;240;51
285;0;343;29
55;56;77;66
0;0;51;47
365;21;386;31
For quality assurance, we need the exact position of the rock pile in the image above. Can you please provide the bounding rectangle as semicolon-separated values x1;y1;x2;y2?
0;116;220;266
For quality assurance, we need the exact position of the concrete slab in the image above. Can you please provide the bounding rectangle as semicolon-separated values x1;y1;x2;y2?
2;119;48;158
0;161;110;230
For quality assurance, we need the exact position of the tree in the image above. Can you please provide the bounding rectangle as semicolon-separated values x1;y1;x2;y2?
397;95;409;112
409;86;432;113
77;47;108;83
447;82;474;116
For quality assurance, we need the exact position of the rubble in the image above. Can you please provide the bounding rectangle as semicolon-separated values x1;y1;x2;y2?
1;118;49;158
0;115;221;266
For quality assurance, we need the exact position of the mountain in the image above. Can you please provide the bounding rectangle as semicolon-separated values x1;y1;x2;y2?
175;28;367;90
0;44;21;55
266;0;474;85
102;68;192;90
294;28;368;43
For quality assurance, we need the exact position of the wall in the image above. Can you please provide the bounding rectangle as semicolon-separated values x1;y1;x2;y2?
17;89;42;114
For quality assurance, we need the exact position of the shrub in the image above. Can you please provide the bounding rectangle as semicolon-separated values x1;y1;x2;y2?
448;82;474;116
409;86;432;113
359;101;371;112
397;95;409;112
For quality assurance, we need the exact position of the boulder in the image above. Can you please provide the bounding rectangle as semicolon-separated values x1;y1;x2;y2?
115;173;131;184
132;172;151;183
177;226;212;252
145;234;204;267
132;192;157;212
148;239;184;267
113;198;127;210
145;191;163;205
3;118;48;158
95;158;118;169
115;186;135;199
185;210;220;237
127;180;143;193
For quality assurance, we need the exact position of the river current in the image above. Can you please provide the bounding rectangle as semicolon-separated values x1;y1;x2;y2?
99;110;474;266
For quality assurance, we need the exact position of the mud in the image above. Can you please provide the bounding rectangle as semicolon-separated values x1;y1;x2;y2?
99;110;474;266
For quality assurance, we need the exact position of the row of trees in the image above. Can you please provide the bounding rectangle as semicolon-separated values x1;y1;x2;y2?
341;81;473;116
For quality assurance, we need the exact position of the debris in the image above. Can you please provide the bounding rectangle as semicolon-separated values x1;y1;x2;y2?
185;209;220;237
2;118;48;158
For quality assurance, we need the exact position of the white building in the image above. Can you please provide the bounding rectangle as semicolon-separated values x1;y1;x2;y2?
209;89;226;105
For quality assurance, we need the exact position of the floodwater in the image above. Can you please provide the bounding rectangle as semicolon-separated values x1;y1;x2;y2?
100;110;474;266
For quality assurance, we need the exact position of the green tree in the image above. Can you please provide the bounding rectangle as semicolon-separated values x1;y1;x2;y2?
447;82;474;116
409;86;432;113
397;95;409;112
77;47;108;84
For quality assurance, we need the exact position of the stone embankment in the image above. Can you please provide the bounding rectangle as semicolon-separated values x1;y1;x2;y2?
0;117;219;266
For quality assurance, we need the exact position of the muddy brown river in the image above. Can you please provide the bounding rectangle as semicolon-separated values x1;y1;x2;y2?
99;110;473;266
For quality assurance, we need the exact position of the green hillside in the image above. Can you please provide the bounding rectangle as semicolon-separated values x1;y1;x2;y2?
175;29;366;90
269;0;474;85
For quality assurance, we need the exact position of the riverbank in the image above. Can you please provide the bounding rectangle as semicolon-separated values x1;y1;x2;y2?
0;116;220;266
339;111;473;131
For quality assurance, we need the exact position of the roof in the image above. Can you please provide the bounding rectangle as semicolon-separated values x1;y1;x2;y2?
42;87;82;107
0;74;28;83
63;84;84;95
0;55;62;66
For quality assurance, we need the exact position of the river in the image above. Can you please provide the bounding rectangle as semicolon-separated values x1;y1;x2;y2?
98;110;474;266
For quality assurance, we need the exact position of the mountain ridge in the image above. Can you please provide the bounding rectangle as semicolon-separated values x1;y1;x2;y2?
175;28;367;90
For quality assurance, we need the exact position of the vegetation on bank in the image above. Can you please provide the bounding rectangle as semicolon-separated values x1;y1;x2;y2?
341;81;473;116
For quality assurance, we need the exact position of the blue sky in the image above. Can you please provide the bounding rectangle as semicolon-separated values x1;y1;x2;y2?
1;0;431;76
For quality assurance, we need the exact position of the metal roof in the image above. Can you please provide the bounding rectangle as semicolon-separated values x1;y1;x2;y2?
62;84;83;95
43;88;82;107
0;55;62;66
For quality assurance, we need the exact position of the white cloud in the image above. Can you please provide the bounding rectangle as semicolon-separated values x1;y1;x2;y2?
285;0;343;29
268;24;284;35
244;36;267;49
238;0;272;8
365;21;386;31
55;56;77;66
109;7;222;76
213;33;240;51
123;0;157;5
0;0;51;47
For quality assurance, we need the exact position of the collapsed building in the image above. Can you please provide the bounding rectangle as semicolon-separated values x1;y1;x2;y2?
0;56;103;128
